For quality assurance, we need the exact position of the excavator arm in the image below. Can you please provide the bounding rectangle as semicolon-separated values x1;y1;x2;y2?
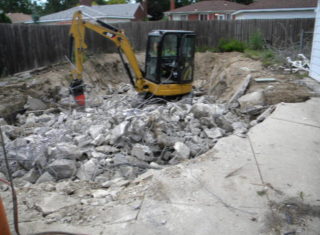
69;11;146;102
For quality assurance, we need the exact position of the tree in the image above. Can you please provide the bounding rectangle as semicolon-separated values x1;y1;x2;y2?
0;13;12;23
105;0;129;4
0;0;32;14
229;0;253;5
135;0;199;21
42;0;78;15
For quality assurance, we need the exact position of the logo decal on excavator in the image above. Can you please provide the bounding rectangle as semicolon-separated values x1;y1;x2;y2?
104;32;115;38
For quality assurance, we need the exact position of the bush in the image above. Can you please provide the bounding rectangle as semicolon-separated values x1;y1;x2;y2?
218;38;246;52
248;31;265;50
0;13;11;23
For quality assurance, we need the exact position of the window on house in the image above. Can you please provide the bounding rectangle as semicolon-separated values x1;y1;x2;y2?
180;15;188;21
199;14;208;21
217;14;225;20
172;14;188;21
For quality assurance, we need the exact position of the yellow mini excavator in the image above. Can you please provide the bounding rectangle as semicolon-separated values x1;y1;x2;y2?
69;11;196;105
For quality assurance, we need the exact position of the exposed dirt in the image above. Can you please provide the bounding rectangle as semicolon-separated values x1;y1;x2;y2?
0;51;315;123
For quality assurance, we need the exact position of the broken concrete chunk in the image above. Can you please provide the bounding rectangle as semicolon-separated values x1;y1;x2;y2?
204;128;225;139
110;121;129;142
76;159;98;181
238;91;265;111
131;144;154;162
35;192;78;216
228;74;252;105
47;159;77;180
21;168;40;184
92;134;105;146
96;145;119;154
91;189;110;198
232;122;248;136
88;125;105;139
91;151;106;159
0;118;7;125
24;96;47;111
174;142;190;159
191;103;225;118
51;143;83;160
36;172;55;184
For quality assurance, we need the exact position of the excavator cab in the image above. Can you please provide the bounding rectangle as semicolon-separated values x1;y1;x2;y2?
145;30;196;86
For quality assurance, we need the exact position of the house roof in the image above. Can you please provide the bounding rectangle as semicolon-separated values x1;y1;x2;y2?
35;3;141;23
166;0;247;14
7;13;32;23
245;0;317;10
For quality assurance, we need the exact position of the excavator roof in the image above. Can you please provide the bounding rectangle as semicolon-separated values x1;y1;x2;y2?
148;30;195;37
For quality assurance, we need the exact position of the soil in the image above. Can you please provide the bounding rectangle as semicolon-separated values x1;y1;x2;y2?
0;51;316;123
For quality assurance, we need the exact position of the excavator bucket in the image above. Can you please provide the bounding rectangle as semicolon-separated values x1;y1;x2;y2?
69;79;86;106
0;198;11;235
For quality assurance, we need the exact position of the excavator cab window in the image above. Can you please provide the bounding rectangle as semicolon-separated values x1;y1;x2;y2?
145;31;196;85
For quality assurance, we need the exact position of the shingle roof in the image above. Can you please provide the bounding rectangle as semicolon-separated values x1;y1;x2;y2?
246;0;317;10
7;13;32;23
166;0;247;13
38;3;141;23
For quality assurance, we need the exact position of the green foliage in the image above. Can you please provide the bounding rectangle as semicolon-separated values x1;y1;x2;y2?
0;13;12;23
105;0;128;4
0;0;32;14
248;31;265;50
244;49;278;67
218;38;246;52
42;0;78;15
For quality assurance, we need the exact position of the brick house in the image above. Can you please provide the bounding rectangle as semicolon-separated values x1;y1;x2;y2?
165;0;246;21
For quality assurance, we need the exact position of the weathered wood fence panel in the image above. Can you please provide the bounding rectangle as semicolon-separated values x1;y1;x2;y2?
0;18;315;75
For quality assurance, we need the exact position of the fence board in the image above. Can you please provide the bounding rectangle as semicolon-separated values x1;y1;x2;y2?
0;18;315;75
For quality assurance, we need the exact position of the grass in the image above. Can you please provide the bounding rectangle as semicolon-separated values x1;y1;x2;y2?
244;49;280;67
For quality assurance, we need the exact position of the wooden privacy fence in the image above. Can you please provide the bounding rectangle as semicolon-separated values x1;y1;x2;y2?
0;18;315;75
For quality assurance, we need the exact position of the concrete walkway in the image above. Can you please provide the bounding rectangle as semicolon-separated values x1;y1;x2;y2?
18;98;320;235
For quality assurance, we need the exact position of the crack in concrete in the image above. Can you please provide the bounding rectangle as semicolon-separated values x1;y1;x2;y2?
270;117;320;129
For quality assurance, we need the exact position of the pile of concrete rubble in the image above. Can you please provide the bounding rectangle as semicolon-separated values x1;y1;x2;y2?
0;84;266;185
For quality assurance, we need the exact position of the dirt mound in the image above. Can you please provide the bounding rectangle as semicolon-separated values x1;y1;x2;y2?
195;52;313;105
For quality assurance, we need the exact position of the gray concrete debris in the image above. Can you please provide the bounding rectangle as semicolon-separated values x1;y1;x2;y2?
49;143;83;160
88;125;105;139
204;128;225;139
232;122;248;137
76;159;99;181
96;145;119;154
34;192;78;216
24;96;47;111
21;169;40;183
47;159;77;180
110;121;129;143
228;74;252;105
174;142;190;160
131;144;154;162
2;87;253;183
191;103;225;118
238;91;265;111
0;118;7;125
36;172;55;184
